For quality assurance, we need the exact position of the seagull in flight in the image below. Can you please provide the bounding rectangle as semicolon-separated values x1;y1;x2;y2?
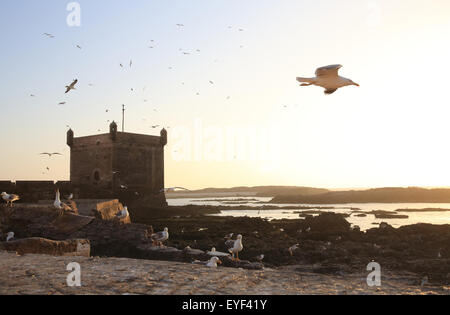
160;187;190;193
296;65;359;95
40;152;62;157
65;79;78;94
58;102;66;105
76;45;82;49
43;33;55;38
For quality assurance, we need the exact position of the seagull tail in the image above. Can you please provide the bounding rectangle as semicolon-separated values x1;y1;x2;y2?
296;77;315;84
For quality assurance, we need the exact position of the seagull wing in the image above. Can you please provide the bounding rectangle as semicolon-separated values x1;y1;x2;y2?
315;64;342;77
151;231;165;240
225;240;235;250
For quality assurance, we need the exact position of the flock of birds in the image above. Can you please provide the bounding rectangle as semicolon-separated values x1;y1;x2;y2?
148;228;301;268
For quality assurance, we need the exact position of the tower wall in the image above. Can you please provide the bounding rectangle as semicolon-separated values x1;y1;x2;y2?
67;127;167;205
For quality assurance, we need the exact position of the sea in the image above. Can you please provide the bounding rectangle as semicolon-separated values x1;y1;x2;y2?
168;197;450;231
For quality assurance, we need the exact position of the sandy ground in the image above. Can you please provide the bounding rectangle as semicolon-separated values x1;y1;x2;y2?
0;252;448;295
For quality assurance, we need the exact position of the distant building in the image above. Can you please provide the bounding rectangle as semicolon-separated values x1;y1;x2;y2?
67;121;167;206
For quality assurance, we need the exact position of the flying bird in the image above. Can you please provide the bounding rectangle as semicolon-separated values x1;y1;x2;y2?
76;45;82;49
58;102;66;105
43;33;55;38
40;152;62;157
65;79;78;94
296;64;359;95
160;187;190;193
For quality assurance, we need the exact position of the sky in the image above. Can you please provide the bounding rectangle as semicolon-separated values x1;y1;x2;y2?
1;0;450;190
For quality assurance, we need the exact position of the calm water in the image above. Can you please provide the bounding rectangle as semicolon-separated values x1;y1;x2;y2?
168;197;450;231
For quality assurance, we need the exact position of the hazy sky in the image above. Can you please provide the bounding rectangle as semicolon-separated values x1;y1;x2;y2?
1;0;450;189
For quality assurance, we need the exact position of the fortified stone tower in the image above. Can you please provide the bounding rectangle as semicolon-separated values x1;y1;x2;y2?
67;122;167;206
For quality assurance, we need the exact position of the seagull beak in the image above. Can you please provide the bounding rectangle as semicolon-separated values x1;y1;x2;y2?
353;82;360;87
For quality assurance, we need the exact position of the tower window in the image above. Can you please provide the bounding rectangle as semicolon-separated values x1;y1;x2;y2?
94;170;100;182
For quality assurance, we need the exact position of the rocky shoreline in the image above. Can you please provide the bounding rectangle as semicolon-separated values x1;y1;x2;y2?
1;203;450;294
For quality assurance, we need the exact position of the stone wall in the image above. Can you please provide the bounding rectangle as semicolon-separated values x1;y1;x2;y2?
0;205;153;258
0;181;72;203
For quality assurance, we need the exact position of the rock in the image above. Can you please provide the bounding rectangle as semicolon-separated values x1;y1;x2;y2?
0;238;90;257
298;213;351;234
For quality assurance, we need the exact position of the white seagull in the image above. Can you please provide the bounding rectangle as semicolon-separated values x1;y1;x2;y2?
6;232;15;242
40;152;62;157
288;244;300;256
160;187;190;193
296;64;359;95
207;247;231;257
151;227;169;246
65;79;78;94
1;192;20;207
193;257;222;268
53;189;71;211
116;206;130;219
225;234;244;261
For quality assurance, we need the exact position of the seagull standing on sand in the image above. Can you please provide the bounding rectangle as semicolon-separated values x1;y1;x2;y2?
296;65;359;95
65;79;78;94
6;232;15;242
225;234;243;261
151;227;169;247
1;192;20;207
